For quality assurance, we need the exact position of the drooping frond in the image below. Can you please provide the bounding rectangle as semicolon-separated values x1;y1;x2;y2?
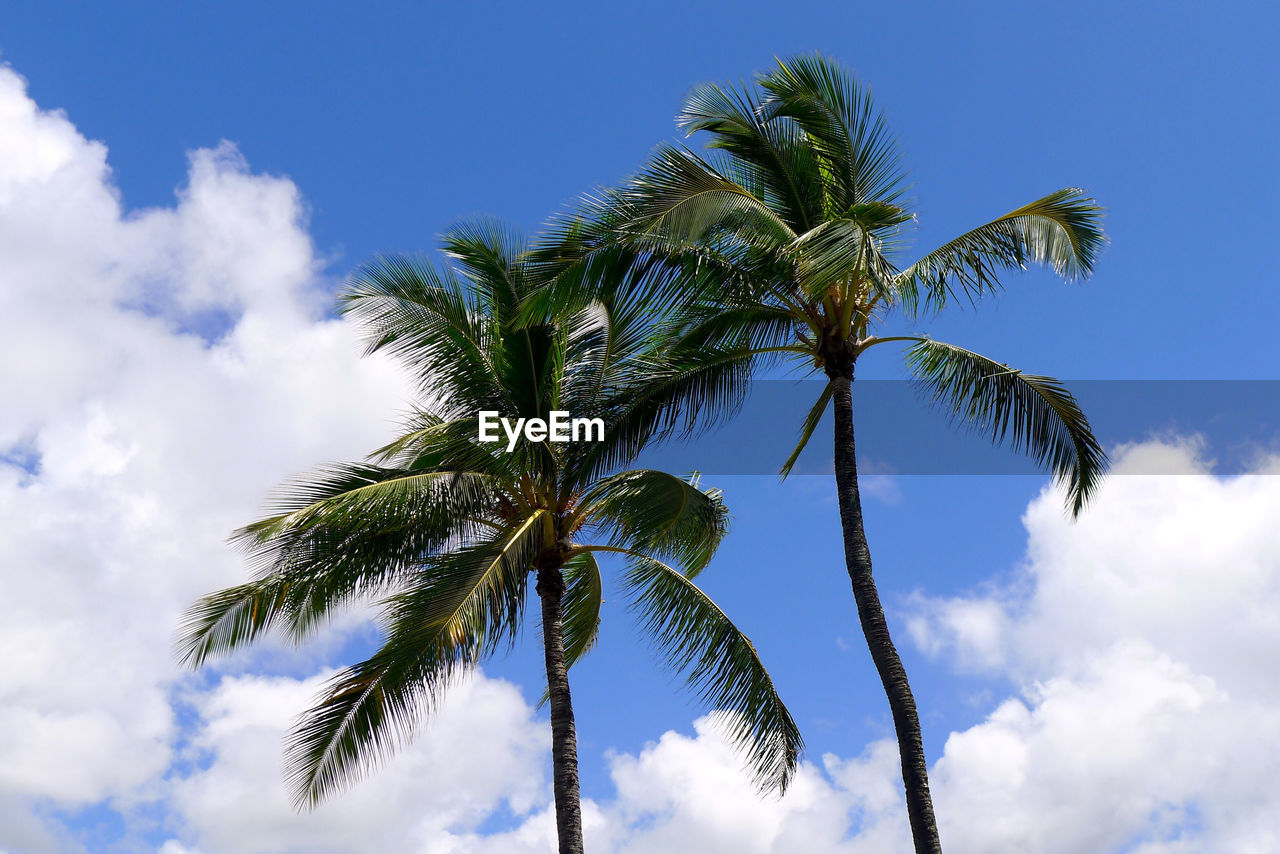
176;467;501;666
559;550;604;669
176;577;300;669
896;189;1106;312
619;552;802;793
905;339;1107;515
286;511;544;808
780;381;833;478
287;619;465;810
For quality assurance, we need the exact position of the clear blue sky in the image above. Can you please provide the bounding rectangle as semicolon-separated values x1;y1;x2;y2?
2;2;1277;851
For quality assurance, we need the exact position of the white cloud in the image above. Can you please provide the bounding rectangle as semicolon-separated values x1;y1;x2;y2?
165;670;547;854
0;60;412;847
901;441;1280;852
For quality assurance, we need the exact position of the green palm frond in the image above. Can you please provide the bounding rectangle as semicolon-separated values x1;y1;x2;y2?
287;512;544;808
339;254;507;407
618;552;802;793
439;217;529;321
896;189;1106;312
669;302;802;355
535;550;606;708
679;79;826;233
623;143;797;249
560;551;604;668
288;633;460;810
176;467;503;665
238;466;493;543
759;54;908;209
176;577;299;668
905;338;1107;515
780;381;833;478
562;346;754;489
579;470;728;576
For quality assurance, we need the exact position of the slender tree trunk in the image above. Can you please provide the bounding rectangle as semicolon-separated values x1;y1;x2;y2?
537;566;585;854
828;368;942;854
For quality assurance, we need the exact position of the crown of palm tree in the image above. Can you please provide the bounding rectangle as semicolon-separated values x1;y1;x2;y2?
532;54;1108;514
177;219;801;810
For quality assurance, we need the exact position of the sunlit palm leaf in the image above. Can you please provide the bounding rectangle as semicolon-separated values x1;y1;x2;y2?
579;470;728;576
623;143;796;249
896;189;1105;312
679;79;826;233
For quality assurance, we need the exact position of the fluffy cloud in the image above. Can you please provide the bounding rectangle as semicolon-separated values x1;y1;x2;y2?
166;671;547;854
903;441;1280;853
0;60;411;849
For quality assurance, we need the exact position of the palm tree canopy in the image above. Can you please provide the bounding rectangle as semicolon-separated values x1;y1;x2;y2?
177;220;801;807
533;54;1108;514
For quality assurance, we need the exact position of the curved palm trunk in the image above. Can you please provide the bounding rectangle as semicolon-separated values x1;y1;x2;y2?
536;566;585;854
828;370;942;854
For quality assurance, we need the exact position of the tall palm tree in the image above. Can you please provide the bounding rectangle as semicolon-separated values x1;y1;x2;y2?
177;221;801;854
532;55;1107;853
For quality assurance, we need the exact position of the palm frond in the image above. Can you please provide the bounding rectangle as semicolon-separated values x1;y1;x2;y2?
905;338;1107;515
439;217;529;322
896;189;1106;312
620;552;802;793
176;577;299;668
562;346;755;490
759;54;908;210
177;467;502;661
560;551;604;667
287;512;544;808
339;254;509;407
622;143;797;249
579;470;728;576
679;79;826;233
780;381;833;477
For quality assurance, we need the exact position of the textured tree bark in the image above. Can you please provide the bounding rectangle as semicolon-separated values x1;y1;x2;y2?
828;369;943;854
537;566;585;854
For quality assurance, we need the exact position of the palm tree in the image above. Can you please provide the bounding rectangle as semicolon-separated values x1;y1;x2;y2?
532;55;1107;853
176;221;801;854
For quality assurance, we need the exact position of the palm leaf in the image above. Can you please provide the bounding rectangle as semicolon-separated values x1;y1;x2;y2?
759;54;908;210
619;552;802;793
579;470;728;576
896;189;1106;312
780;381;833;477
905;338;1107;515
287;511;544;807
622;143;796;249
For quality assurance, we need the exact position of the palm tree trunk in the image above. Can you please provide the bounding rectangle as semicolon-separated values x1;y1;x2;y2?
828;370;942;853
536;566;585;854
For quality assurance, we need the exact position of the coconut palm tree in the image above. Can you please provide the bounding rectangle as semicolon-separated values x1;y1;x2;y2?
176;221;801;854
530;55;1107;853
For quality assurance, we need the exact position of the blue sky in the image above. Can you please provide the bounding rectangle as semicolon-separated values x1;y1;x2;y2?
2;2;1279;853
